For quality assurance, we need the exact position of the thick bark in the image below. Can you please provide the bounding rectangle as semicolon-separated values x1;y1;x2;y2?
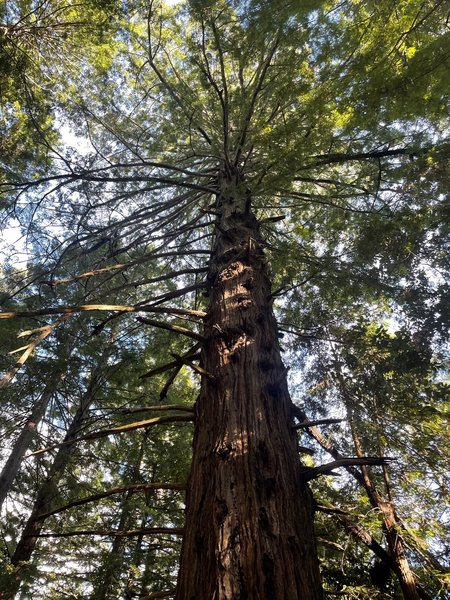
176;182;323;599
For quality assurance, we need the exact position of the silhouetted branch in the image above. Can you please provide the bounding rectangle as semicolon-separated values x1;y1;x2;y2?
303;457;395;480
36;483;186;521
29;527;184;538
29;414;194;457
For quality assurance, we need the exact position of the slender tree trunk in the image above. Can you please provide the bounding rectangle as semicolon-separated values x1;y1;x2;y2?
297;401;430;600
350;430;421;600
92;436;147;600
176;180;323;599
5;363;105;599
0;369;66;510
378;499;422;600
91;493;132;600
339;370;421;600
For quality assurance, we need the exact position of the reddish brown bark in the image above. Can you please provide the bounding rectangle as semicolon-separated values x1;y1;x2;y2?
176;183;323;599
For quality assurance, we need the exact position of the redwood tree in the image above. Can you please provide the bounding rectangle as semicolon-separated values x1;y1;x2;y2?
176;180;322;598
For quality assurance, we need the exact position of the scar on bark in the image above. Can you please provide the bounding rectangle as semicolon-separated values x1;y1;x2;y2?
215;498;228;525
263;553;276;597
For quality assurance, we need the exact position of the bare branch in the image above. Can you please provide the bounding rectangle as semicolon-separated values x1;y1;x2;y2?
118;405;195;415
303;457;395;481
0;304;206;320
293;418;344;429
0;315;70;387
29;527;184;538
36;483;186;521
136;316;205;342
28;415;194;457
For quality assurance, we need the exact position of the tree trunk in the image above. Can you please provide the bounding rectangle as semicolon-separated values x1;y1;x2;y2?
176;180;323;599
93;436;147;600
5;363;105;599
91;493;132;600
379;500;422;600
343;387;421;600
0;369;65;510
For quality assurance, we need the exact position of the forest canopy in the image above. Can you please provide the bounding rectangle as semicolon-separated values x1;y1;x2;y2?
0;0;449;598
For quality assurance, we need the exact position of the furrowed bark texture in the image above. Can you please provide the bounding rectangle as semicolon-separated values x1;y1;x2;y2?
176;183;323;599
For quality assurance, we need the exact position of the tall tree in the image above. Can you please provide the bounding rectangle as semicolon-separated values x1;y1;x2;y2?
0;0;448;598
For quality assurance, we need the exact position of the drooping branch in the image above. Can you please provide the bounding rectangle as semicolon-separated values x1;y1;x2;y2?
28;414;194;457
303;457;394;481
36;483;186;521
29;527;184;538
0;304;207;320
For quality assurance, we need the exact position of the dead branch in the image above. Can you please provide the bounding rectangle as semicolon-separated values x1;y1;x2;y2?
160;365;183;401
28;414;194;457
0;315;71;387
171;353;215;379
303;457;395;481
29;527;184;538
118;405;195;415
139;352;200;379
0;304;206;320
136;316;205;342
293;418;344;429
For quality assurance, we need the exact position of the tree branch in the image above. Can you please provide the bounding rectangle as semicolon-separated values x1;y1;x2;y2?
136;317;205;342
139;590;177;600
298;146;430;170
303;457;395;480
0;304;206;320
28;415;194;457
0;315;71;387
28;527;184;538
293;418;344;429
36;483;186;521
118;405;195;415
